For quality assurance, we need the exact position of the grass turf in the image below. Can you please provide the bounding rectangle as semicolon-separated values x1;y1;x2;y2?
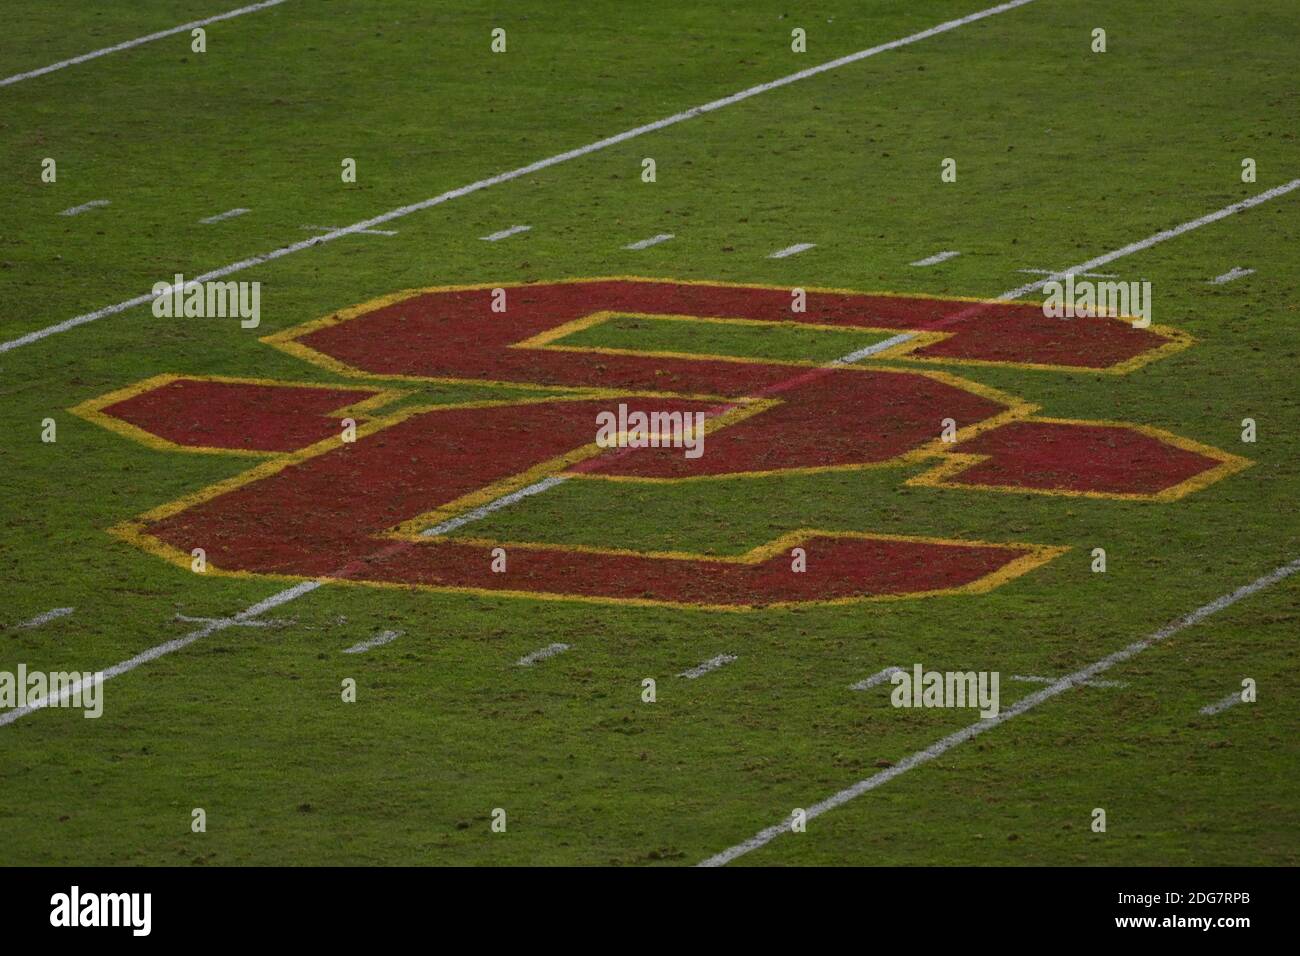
0;0;1297;865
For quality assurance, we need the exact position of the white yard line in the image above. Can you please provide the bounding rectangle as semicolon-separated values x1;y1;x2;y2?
1209;266;1254;285
1199;690;1246;716
0;0;1043;355
59;200;110;217
0;581;318;727
624;233;675;250
849;666;903;691
517;642;571;666
342;629;403;654
174;612;289;629
14;607;75;630
699;556;1300;866
420;476;568;538
1017;267;1116;278
679;654;737;679
480;224;531;242
16;165;1280;359
999;179;1300;300
7;172;1286;718
199;207;250;224
834;332;918;364
3;0;1287;736
910;249;960;266
768;242;816;259
302;224;398;237
1011;673;1125;689
409;180;1300;538
0;1;289;88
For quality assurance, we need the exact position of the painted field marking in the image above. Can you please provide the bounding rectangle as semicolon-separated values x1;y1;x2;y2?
199;208;250;224
0;0;1045;355
517;642;571;666
1017;267;1116;278
59;200;110;217
343;629;403;654
405;178;1300;530
174;612;289;629
1011;673;1125;689
420;476;568;538
21;173;1288;714
1209;267;1254;285
1199;690;1246;716
768;243;816;259
14;607;75;630
850;666;903;691
0;1;289;88
303;224;397;237
998;179;1300;302
2;1;1284;730
835;332;919;364
481;224;531;242
403;179;1300;537
624;233;675;250
910;250;960;267
0;580;319;727
680;654;737;679
699;555;1300;866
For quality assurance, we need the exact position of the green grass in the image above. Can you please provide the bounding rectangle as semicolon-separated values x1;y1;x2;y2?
557;312;896;364
0;0;1297;866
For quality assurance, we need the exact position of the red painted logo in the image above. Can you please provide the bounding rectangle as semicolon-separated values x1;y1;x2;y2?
75;279;1248;609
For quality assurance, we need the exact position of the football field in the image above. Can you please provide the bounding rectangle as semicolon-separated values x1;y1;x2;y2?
1;0;1297;867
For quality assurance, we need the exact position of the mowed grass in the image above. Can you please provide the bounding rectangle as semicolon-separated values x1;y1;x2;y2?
0;0;1297;865
557;312;897;364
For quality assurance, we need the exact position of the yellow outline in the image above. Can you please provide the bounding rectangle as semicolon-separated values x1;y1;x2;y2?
69;373;406;457
108;504;1068;613
76;277;1249;609
907;417;1253;501
553;367;1037;485
870;322;1194;375
90;384;1068;610
262;276;1191;380
512;309;952;369
100;395;595;571
386;397;777;536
